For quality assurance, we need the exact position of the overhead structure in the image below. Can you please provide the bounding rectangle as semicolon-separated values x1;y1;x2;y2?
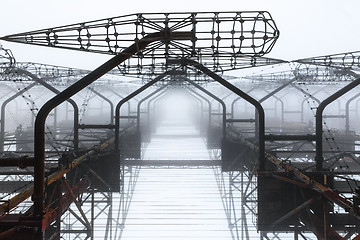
294;51;360;72
1;12;282;79
244;64;356;84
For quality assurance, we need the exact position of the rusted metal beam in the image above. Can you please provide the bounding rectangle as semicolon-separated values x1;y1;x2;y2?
0;137;114;216
62;179;92;230
78;124;115;129
270;197;317;229
33;31;194;216
230;128;360;221
265;134;316;142
0;156;35;168
123;160;222;167
42;177;90;230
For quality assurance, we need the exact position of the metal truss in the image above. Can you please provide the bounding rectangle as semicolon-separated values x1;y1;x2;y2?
244;64;356;84
7;8;360;240
58;165;141;240
1;12;280;76
0;62;101;86
213;167;258;240
9;62;90;82
294;51;360;72
0;55;285;87
140;55;285;84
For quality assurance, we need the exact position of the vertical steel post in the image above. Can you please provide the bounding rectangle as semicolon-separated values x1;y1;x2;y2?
91;191;95;240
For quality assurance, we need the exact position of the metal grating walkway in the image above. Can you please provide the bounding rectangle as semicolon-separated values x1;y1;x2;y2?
120;117;232;239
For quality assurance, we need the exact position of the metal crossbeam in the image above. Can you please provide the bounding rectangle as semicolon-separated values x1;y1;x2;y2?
123;160;222;166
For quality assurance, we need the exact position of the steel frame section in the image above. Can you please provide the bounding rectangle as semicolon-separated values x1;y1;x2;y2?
139;87;206;141
186;87;212;127
117;68;228;154
295;51;360;71
146;90;169;133
115;69;179;152
181;76;227;139
102;86;131;117
136;84;170;134
88;88;114;125
293;84;321;122
0;62;91;85
0;82;37;152
213;166;258;240
0;10;283;239
33;31;193;218
1;12;280;75
7;68;80;152
345;92;360;134
315;77;360;171
172;59;266;169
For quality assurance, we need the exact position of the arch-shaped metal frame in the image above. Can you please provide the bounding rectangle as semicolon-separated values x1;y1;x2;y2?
0;82;37;152
315;77;360;170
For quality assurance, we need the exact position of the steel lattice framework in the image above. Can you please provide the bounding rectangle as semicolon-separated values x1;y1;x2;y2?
244;65;356;84
294;51;360;72
0;62;91;84
1;12;281;75
2;9;360;240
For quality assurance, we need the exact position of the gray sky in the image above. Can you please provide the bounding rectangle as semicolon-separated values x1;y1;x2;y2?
1;0;359;70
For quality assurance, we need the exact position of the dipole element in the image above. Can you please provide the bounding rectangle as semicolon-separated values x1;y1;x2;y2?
1;12;279;56
294;51;360;71
0;12;280;74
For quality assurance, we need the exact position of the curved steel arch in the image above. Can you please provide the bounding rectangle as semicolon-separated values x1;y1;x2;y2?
33;32;182;216
170;59;266;170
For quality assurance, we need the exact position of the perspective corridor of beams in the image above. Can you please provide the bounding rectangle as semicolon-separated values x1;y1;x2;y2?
1;11;360;240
